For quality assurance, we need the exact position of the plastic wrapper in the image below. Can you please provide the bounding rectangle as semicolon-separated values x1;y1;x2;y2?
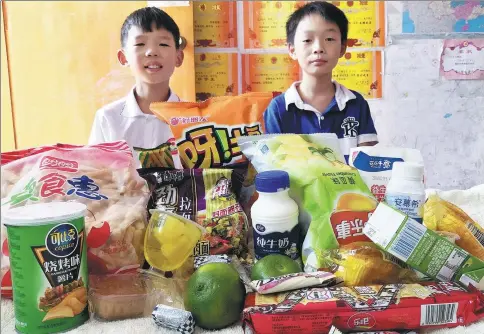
139;168;250;259
243;282;484;334
250;272;340;295
150;92;274;169
133;139;181;169
329;327;417;334
89;270;185;321
424;194;484;261
152;304;195;334
1;141;150;297
238;134;394;284
194;255;231;270
321;242;418;286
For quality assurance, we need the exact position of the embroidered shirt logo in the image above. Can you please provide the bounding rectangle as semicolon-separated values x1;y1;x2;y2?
341;117;359;137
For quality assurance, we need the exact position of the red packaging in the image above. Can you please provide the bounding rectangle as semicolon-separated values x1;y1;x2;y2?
243;282;484;334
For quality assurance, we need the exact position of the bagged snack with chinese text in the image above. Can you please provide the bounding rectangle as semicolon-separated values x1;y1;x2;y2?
1;141;150;297
243;282;484;334
349;146;424;202
150;92;274;169
133;138;182;169
250;271;340;295
238;134;383;275
424;194;484;261
138;168;249;259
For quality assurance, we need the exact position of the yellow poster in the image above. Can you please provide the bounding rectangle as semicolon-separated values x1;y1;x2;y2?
244;1;306;49
333;51;383;99
242;54;300;93
331;1;385;47
193;1;237;48
195;53;238;101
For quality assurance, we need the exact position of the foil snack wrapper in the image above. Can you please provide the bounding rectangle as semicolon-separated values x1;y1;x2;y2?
152;304;195;334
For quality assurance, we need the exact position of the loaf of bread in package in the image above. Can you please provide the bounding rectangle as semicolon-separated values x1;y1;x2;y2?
1;141;150;297
150;92;274;169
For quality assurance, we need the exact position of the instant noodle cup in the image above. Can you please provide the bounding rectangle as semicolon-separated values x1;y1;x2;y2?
3;202;89;333
144;210;204;272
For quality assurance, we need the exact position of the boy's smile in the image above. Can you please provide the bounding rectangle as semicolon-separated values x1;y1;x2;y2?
289;14;346;77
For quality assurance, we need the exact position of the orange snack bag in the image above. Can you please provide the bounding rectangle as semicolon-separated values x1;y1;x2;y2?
150;93;274;169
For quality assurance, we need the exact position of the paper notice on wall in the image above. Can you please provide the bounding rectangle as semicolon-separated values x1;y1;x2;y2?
440;39;484;80
147;1;189;7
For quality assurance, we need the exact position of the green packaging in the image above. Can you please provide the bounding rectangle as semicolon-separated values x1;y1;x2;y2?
4;202;89;333
363;202;484;289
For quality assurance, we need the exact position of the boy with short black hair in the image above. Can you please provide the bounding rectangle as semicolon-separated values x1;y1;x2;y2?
89;7;184;160
264;1;378;161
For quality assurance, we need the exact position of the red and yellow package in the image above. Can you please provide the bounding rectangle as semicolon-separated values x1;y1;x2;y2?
150;92;274;169
243;282;484;334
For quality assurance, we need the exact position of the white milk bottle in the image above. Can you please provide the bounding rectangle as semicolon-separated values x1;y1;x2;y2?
251;170;300;260
385;162;425;223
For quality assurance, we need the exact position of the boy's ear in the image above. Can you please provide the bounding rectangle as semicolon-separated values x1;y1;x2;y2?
339;42;347;58
288;43;297;60
175;49;184;68
117;49;128;66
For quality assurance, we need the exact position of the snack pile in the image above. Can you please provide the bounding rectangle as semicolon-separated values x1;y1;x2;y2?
1;94;483;334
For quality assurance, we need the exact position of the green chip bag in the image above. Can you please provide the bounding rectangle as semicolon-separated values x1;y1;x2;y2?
238;134;377;271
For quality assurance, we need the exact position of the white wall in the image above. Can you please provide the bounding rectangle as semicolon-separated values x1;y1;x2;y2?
368;1;484;190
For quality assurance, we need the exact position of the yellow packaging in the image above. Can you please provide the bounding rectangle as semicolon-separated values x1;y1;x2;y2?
424;194;484;261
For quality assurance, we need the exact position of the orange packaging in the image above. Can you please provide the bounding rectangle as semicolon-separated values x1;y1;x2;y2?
150;93;274;169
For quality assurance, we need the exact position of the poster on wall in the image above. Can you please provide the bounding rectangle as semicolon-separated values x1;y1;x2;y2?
333;1;386;47
193;1;237;48
333;51;383;99
243;1;385;49
195;53;238;101
440;39;484;80
242;54;300;93
243;1;306;49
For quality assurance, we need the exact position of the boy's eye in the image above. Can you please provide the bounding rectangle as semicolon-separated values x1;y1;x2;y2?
303;39;311;43
326;38;335;42
159;43;170;47
134;43;145;47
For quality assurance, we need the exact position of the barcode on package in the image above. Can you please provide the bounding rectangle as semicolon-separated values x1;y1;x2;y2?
420;303;458;326
388;221;426;261
466;221;484;247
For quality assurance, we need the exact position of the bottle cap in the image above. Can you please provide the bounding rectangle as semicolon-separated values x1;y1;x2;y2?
255;170;290;193
391;162;424;181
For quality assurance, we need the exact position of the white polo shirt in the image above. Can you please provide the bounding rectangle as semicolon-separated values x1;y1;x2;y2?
89;88;182;168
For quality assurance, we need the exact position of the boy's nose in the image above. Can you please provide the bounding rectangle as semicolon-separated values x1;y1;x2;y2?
146;49;159;57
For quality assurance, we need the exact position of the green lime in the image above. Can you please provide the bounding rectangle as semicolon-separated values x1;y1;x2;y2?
184;263;245;330
251;254;301;280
